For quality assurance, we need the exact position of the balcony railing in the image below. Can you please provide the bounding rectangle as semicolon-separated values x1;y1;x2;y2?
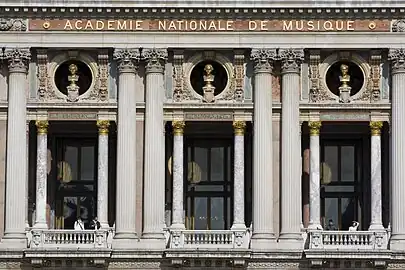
27;229;113;249
308;230;389;250
168;228;251;249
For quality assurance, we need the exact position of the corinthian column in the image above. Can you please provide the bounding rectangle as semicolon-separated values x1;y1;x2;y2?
369;121;384;231
308;121;322;230
1;48;30;248
112;49;140;247
142;48;167;246
389;49;405;250
171;121;185;229
33;120;49;229
232;121;246;229
279;49;304;245
97;120;110;229
250;49;277;248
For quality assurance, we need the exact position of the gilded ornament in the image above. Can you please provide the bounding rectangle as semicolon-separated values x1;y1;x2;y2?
308;121;322;136
233;121;246;135
172;121;185;136
97;120;110;135
370;121;383;136
35;120;49;135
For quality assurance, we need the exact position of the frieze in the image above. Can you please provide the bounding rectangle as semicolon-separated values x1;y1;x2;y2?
184;112;233;121
320;113;370;121
0;19;27;31
48;112;98;120
29;19;391;32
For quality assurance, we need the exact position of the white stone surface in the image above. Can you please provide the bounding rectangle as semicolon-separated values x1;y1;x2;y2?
171;127;184;229
97;131;109;228
33;126;48;229
232;130;245;229
308;129;321;229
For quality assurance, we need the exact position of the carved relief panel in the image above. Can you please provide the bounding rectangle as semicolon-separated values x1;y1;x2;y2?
171;50;245;103
35;49;110;103
309;50;383;104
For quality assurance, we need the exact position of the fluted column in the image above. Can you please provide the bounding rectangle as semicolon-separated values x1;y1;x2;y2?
33;120;49;229
1;48;30;247
389;49;405;249
250;49;277;247
308;121;322;230
97;120;110;228
232;121;246;229
279;48;304;243
142;48;167;244
113;49;140;246
171;121;185;229
369;121;384;231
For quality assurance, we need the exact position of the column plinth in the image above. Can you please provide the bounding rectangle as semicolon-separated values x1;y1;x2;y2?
112;49;140;248
232;121;246;230
171;121;185;229
278;49;304;246
142;49;167;248
33;120;49;229
250;49;277;249
308;121;322;230
1;48;31;249
97;120;110;229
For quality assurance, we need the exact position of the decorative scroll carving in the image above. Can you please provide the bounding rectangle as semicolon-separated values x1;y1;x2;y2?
88;50;109;101
279;48;304;73
389;48;405;74
113;48;140;74
370;51;382;102
37;49;48;100
4;48;31;73
172;50;184;102
233;50;245;102
250;49;277;73
0;19;27;31
142;48;168;74
308;51;334;103
392;20;405;32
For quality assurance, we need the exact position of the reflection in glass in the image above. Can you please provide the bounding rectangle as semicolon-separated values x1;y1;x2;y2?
324;146;338;182
325;198;338;229
341;146;355;182
194;197;208;230
211;197;224;230
81;146;95;180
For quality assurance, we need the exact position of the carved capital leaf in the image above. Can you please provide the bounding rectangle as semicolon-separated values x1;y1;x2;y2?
113;48;140;74
4;48;31;73
389;48;405;74
250;49;277;74
279;48;305;73
142;48;168;74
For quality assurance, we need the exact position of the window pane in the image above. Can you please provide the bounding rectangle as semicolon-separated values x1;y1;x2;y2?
80;146;95;181
192;147;208;183
324;198;338;229
211;197;224;230
324;186;355;192
341;197;356;230
62;146;78;181
323;146;338;183
194;197;208;230
341;146;355;182
211;147;224;182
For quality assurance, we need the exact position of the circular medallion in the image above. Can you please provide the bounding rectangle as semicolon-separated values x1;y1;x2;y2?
325;61;364;97
190;60;228;98
54;60;93;97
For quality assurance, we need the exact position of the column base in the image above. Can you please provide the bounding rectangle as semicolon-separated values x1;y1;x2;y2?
0;234;27;250
170;224;185;230
389;234;405;251
112;233;141;249
308;224;323;230
251;233;277;250
368;223;385;231
99;222;109;229
33;222;48;229
277;236;304;250
231;223;247;230
140;238;166;250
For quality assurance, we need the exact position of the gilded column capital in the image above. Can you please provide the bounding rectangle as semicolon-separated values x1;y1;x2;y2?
113;48;141;74
4;48;31;73
233;121;246;136
35;120;49;135
389;49;405;74
308;121;322;136
279;48;305;74
172;121;185;136
250;49;277;74
142;48;168;74
370;121;383;136
97;120;110;135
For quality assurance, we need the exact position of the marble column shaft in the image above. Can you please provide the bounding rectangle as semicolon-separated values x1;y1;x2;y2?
279;49;304;240
389;49;405;247
113;49;140;239
369;121;384;231
142;48;167;239
97;120;110;228
250;49;277;240
308;121;322;229
34;120;49;229
171;121;185;229
3;48;30;242
232;121;246;229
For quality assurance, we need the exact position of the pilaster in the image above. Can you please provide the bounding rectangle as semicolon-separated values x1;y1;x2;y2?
112;48;140;248
250;49;277;249
278;48;305;247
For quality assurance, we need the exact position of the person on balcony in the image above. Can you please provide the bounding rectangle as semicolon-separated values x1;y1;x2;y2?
325;219;337;231
90;217;101;230
74;217;85;230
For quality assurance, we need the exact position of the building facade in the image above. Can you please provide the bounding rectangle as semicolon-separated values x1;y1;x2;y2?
0;0;404;269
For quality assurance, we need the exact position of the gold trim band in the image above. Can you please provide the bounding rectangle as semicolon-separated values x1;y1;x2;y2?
35;120;49;135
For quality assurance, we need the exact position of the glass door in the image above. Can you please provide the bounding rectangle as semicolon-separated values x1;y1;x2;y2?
184;139;233;230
